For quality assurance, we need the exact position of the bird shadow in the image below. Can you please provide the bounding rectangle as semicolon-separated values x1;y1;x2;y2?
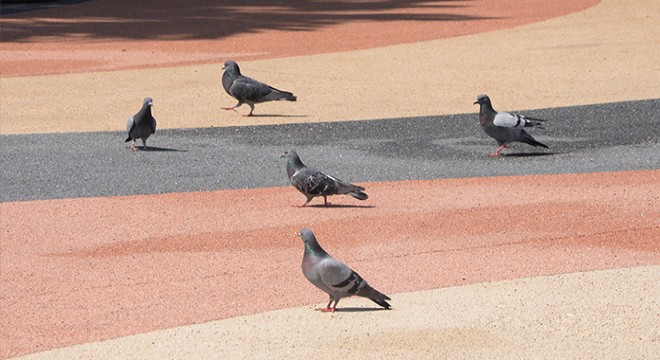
244;114;310;118
130;146;187;152
334;307;391;313
500;151;555;158
307;204;375;209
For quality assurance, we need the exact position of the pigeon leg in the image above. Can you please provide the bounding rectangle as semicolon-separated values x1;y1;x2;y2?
323;196;328;206
141;138;148;151
222;101;242;112
317;297;337;312
246;103;255;117
297;196;313;207
489;144;507;157
330;298;339;312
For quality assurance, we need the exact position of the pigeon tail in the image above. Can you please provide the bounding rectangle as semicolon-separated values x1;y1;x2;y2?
359;286;391;309
520;130;549;148
348;190;368;201
124;135;132;143
523;116;547;129
264;86;297;102
369;296;392;309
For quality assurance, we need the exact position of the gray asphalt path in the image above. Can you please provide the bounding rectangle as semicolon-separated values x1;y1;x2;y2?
2;99;658;202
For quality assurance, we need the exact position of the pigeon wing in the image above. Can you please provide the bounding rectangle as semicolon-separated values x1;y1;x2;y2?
493;112;526;128
292;167;340;196
229;76;273;102
317;257;360;295
317;258;390;308
150;116;156;135
126;115;136;133
125;116;136;142
493;112;546;129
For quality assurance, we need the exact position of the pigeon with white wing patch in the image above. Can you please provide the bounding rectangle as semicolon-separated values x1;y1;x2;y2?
281;149;368;207
473;94;548;156
125;97;156;151
298;228;391;312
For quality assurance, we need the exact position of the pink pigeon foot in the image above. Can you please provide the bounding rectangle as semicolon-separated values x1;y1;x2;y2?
316;307;336;313
489;144;507;156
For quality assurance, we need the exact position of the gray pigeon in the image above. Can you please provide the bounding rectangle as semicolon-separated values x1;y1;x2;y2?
473;94;548;156
281;149;368;207
298;228;391;312
125;97;156;151
221;60;297;116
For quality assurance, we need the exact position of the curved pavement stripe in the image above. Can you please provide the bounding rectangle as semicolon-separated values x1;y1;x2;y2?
0;0;597;76
1;0;658;134
1;99;658;203
13;266;659;360
2;170;659;357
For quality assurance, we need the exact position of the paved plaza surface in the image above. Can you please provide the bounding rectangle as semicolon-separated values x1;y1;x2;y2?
1;0;658;358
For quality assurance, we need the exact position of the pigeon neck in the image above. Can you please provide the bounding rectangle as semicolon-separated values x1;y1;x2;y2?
225;66;241;77
287;156;305;177
137;106;152;120
305;242;327;258
479;103;496;125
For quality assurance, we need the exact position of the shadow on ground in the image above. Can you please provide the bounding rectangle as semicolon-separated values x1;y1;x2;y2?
1;0;489;42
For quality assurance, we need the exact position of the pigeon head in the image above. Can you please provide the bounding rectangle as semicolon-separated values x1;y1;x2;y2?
143;97;154;107
222;60;241;75
473;94;491;106
297;228;326;255
280;148;299;159
282;148;306;174
282;149;306;180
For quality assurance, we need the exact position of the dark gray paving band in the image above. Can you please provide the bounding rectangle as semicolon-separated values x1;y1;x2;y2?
1;99;658;202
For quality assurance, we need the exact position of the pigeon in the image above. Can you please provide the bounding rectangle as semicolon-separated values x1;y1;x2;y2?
125;97;156;151
473;94;548;156
281;149;368;207
298;228;391;312
221;60;297;116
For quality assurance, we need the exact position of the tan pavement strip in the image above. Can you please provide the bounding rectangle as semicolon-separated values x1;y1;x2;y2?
1;0;658;135
13;266;659;360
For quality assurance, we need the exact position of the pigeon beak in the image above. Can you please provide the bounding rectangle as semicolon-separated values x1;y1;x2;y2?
473;100;479;105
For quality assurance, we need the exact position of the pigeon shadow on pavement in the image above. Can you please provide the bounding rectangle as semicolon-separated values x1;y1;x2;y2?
307;204;375;209
133;146;188;152
333;307;391;313
243;114;310;118
500;152;555;158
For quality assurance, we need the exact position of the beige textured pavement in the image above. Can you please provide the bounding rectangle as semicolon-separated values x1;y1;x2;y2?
1;0;659;134
14;266;659;359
